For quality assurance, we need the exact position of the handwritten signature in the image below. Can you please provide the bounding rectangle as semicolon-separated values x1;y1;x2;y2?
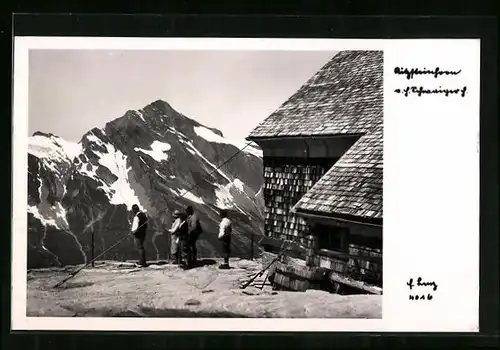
407;277;438;301
407;277;438;291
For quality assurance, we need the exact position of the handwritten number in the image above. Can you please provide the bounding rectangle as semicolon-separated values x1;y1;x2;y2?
408;294;434;301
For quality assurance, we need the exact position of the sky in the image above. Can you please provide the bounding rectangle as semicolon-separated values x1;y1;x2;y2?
29;50;335;142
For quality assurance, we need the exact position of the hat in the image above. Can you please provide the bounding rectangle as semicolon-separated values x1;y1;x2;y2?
172;210;182;218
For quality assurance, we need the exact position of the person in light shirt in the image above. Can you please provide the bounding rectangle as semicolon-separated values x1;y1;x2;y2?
168;210;188;265
130;204;148;267
217;209;232;269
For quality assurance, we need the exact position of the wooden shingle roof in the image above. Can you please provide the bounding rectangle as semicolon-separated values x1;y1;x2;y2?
293;123;383;221
248;50;383;139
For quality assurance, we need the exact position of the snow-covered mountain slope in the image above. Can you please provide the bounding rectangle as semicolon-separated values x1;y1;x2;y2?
27;100;264;268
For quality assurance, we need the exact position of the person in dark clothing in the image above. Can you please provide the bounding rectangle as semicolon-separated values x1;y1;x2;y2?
186;206;203;267
130;204;148;267
217;209;232;269
179;212;191;267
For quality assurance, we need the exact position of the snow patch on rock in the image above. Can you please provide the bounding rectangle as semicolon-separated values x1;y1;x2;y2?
85;133;106;148
168;187;205;205
213;179;255;216
37;174;43;199
29;134;82;162
28;205;59;229
56;139;81;161
134;140;171;162
215;185;234;210
167;126;189;141
155;170;176;181
27;202;69;230
79;141;143;210
97;144;142;210
136;110;146;123
182;191;205;204
232;178;245;192
154;169;168;181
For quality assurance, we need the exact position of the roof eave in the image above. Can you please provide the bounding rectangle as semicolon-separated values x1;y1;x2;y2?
294;208;383;228
246;132;365;142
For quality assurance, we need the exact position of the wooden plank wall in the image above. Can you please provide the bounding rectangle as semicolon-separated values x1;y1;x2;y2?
317;243;382;287
347;244;382;283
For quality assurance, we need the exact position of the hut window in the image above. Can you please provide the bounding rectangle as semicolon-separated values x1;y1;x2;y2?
314;224;347;251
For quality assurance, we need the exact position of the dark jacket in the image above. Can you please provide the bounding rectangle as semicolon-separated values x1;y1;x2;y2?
133;211;148;238
187;213;203;240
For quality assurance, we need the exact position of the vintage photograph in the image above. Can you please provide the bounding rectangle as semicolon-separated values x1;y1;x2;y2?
26;48;383;319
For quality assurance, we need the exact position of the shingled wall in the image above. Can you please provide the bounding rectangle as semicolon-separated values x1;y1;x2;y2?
263;157;336;246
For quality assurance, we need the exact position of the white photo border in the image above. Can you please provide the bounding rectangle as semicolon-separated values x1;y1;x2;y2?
12;37;480;332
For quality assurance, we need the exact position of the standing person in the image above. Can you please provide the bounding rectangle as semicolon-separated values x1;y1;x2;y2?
186;206;203;267
217;209;232;269
168;210;188;265
179;211;191;268
130;204;148;267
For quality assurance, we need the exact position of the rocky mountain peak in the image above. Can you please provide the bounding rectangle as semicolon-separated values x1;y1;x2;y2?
149;98;172;110
144;99;178;119
27;99;265;269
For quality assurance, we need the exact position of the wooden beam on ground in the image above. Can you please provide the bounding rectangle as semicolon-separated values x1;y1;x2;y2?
328;271;382;295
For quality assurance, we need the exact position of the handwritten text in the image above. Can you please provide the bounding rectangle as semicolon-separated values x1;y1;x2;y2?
394;67;462;80
395;86;467;97
394;66;466;98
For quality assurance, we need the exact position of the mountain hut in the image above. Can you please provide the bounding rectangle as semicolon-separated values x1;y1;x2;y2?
246;50;383;292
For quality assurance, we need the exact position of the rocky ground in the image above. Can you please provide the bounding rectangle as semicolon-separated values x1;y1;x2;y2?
27;257;382;318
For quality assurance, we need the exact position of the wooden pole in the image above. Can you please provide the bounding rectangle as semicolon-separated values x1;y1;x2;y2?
250;233;254;260
91;231;95;267
166;232;171;262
